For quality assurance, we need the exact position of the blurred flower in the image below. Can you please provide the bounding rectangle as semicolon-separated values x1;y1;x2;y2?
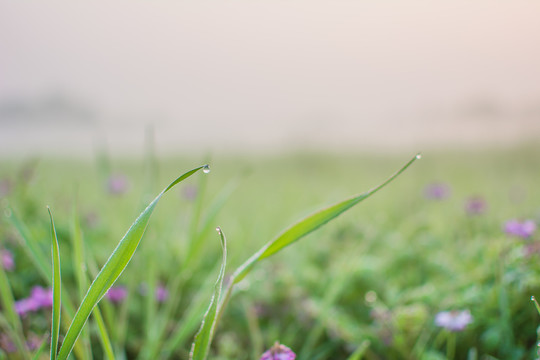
0;178;12;198
0;333;16;353
182;185;198;201
464;196;487;215
1;249;14;271
156;285;169;303
30;286;53;308
504;219;536;238
14;286;53;316
107;174;130;195
260;342;296;360
84;211;100;229
423;183;451;200
106;286;128;303
435;310;473;332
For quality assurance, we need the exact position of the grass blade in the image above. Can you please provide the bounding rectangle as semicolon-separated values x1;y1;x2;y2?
189;227;227;360
57;165;207;360
346;340;371;360
48;208;61;360
92;305;115;359
232;154;420;283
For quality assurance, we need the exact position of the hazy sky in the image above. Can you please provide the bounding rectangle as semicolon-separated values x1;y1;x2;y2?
1;1;540;155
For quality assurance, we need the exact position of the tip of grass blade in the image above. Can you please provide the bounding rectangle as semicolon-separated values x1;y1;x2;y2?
532;295;540;315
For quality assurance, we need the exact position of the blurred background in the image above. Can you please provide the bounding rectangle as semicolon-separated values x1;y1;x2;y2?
1;0;540;157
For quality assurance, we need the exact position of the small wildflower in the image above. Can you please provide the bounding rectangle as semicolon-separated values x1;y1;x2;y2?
106;286;128;303
14;286;53;316
0;333;16;353
30;286;53;308
435;310;473;332
464;196;487;215
107;174;129;195
1;249;15;271
504;219;536;239
260;342;296;360
0;178;12;198
156;285;169;303
424;183;451;200
182;185;198;201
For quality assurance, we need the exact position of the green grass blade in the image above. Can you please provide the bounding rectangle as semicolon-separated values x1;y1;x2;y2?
346;340;371;360
92;305;115;360
48;208;61;360
57;165;207;360
70;200;93;360
532;295;540;315
8;208;51;281
0;257;25;343
232;154;420;283
189;227;227;360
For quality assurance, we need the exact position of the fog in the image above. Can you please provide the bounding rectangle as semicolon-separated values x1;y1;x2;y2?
1;1;539;156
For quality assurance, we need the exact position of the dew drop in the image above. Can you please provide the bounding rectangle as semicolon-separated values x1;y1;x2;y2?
532;295;536;302
415;153;422;160
215;227;222;234
202;164;210;174
365;290;377;303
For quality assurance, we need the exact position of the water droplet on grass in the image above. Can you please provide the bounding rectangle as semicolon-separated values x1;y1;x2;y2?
532;295;536;301
203;164;210;174
416;153;422;160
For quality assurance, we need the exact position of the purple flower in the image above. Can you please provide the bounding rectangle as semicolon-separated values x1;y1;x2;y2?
14;286;53;316
504;219;536;238
1;249;15;271
182;185;198;201
107;174;130;195
424;183;451;200
260;342;296;360
105;286;128;303
435;310;473;332
0;333;16;353
0;178;12;198
464;196;487;215
156;285;169;303
30;286;53;307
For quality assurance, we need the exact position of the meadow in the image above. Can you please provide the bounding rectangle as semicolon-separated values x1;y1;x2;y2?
1;145;539;360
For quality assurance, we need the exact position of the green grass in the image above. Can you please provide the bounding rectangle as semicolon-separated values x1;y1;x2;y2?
1;145;540;359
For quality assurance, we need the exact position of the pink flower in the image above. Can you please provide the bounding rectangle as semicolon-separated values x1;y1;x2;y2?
504;219;536;239
1;249;14;271
424;183;451;200
14;286;53;316
464;196;487;215
435;310;473;332
105;286;128;303
260;342;296;360
107;174;130;195
156;285;169;303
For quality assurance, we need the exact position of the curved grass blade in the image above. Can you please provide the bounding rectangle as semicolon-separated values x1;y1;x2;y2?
48;208;61;360
189;227;227;360
232;154;420;283
57;165;208;360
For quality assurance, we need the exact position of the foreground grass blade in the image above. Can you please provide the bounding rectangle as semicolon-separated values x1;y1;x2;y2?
189;227;227;360
57;165;208;360
48;208;61;360
232;154;420;283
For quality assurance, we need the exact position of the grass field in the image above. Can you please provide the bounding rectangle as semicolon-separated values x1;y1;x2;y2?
1;145;540;359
